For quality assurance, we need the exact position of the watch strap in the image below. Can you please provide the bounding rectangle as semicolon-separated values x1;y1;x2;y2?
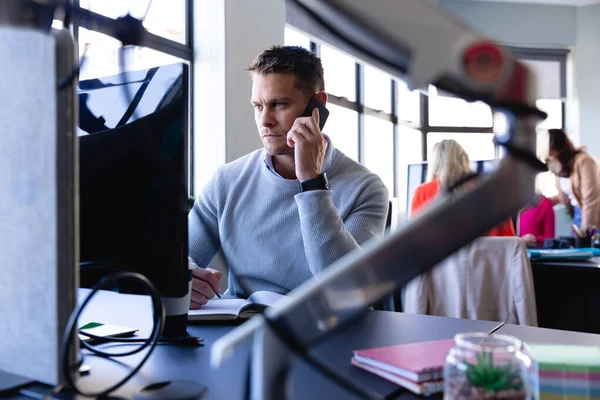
299;173;329;192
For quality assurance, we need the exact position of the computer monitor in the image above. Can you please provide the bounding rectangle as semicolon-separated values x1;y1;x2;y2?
406;160;498;218
78;62;190;338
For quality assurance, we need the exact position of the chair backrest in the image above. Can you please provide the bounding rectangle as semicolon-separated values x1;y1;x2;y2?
404;237;538;326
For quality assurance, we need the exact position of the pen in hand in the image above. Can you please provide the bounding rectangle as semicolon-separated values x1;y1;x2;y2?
189;258;222;300
207;281;221;299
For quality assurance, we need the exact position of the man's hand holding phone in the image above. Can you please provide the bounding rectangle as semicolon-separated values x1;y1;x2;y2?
287;107;328;182
189;258;223;309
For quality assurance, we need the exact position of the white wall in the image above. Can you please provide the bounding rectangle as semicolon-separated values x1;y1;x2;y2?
193;0;285;194
575;3;600;158
438;0;577;47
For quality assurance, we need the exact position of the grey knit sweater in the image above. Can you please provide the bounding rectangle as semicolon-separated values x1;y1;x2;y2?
189;144;389;297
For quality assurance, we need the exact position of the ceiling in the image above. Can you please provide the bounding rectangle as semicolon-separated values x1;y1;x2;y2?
463;0;600;6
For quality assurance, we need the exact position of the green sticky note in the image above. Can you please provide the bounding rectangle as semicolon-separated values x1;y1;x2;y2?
527;344;600;372
80;322;103;330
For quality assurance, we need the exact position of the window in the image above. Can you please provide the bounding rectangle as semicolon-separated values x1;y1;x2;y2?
364;116;395;194
78;28;122;80
428;86;493;128
73;0;193;189
397;80;420;123
536;99;563;131
284;28;568;222
80;0;187;44
284;26;311;50
536;99;563;198
325;103;359;160
427;133;496;161
364;65;391;114
284;28;424;201
397;127;423;165
320;45;356;102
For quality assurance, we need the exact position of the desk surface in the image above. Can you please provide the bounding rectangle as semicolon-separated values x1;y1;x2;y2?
8;290;600;400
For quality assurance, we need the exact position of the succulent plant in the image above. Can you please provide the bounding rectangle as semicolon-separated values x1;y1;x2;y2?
464;351;523;394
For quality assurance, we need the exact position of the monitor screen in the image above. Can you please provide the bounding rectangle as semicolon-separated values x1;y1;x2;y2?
78;63;189;336
406;159;498;218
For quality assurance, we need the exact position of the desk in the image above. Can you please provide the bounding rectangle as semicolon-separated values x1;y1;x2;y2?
6;290;600;400
530;257;600;334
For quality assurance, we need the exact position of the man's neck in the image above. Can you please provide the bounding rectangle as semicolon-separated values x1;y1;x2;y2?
272;154;297;180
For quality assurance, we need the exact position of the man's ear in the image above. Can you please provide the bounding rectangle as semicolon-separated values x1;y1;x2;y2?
315;91;328;105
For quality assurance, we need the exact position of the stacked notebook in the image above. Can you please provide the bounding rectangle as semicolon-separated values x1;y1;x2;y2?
527;344;600;400
351;339;455;396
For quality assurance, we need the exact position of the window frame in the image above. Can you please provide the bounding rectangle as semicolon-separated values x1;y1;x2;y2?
69;0;195;191
286;26;569;200
290;31;421;198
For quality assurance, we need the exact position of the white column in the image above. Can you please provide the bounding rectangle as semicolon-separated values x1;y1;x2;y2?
574;4;600;157
193;0;285;194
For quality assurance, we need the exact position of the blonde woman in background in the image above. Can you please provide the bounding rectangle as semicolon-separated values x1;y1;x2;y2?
410;139;515;236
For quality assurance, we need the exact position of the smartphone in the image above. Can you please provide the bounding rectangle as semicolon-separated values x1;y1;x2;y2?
78;322;138;342
302;96;329;131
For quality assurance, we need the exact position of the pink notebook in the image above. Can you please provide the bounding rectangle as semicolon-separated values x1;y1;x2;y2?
352;339;455;383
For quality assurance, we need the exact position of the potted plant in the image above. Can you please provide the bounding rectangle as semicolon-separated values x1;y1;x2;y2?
444;333;532;400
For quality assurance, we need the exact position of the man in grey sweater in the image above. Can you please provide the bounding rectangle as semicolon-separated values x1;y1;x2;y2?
188;45;389;308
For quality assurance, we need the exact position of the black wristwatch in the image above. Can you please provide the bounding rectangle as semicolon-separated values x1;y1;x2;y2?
299;173;330;192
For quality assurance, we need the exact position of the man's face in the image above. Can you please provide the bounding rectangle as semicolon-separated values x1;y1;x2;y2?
251;72;308;156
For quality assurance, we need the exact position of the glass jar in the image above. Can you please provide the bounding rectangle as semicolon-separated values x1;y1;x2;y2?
444;333;536;400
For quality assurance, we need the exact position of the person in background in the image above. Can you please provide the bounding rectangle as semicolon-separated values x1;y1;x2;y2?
519;195;555;247
410;139;515;236
547;129;600;231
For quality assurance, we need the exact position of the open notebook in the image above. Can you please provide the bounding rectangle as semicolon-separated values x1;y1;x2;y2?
188;291;286;321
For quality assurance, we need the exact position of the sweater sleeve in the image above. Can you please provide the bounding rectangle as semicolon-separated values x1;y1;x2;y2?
294;177;389;276
578;157;600;230
188;171;221;268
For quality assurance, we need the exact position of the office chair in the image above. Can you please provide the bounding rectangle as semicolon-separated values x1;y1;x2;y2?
374;201;399;311
404;237;538;326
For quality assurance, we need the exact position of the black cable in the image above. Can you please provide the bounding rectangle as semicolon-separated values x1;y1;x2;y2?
261;315;384;400
61;271;165;398
78;330;203;347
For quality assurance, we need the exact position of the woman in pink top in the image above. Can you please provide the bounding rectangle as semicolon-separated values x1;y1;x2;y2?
519;196;555;247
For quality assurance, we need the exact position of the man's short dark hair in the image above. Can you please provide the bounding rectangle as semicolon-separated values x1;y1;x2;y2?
247;45;325;98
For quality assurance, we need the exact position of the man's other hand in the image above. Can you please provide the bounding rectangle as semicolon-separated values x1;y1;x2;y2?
190;263;223;309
